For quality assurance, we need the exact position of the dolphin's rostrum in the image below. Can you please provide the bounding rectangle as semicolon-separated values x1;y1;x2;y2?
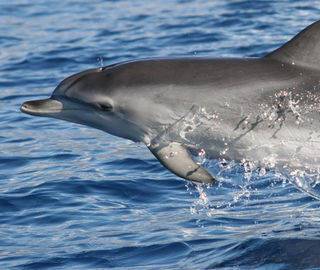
21;21;320;183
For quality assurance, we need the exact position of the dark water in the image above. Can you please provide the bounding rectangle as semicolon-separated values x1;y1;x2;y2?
1;1;320;269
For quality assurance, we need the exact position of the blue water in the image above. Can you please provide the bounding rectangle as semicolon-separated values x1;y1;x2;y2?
1;0;320;269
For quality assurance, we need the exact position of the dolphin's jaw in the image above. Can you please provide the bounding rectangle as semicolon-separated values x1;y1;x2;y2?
20;97;146;142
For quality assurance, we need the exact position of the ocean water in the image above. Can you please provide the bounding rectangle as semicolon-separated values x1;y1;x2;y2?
1;0;320;269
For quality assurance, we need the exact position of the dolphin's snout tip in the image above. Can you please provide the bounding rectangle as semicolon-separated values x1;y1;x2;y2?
20;101;33;113
20;100;36;114
20;98;63;116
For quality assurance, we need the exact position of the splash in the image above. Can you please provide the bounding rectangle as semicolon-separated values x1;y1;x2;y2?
178;106;220;143
189;183;215;218
97;57;104;68
187;158;320;221
289;169;320;200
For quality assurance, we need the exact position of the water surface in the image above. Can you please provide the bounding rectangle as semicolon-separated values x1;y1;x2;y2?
1;1;320;269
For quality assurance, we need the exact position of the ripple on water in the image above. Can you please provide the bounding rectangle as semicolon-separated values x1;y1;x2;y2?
1;0;320;269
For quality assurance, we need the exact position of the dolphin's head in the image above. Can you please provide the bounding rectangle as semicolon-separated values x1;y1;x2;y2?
21;64;176;143
21;66;161;142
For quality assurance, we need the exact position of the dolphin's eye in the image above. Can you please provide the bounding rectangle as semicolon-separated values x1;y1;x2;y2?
95;103;113;111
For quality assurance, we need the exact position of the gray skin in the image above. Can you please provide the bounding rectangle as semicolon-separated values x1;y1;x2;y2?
21;21;320;184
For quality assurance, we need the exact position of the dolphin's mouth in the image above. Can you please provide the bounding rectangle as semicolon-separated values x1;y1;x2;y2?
20;98;63;116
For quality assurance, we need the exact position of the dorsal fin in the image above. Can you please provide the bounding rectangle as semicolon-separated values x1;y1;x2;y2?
265;20;320;70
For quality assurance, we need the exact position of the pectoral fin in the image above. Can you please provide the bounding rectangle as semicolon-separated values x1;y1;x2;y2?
148;142;216;184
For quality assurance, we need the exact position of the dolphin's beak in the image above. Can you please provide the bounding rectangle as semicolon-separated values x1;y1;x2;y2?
20;98;63;116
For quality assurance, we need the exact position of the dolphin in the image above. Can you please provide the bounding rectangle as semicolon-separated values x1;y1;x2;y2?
21;21;320;184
